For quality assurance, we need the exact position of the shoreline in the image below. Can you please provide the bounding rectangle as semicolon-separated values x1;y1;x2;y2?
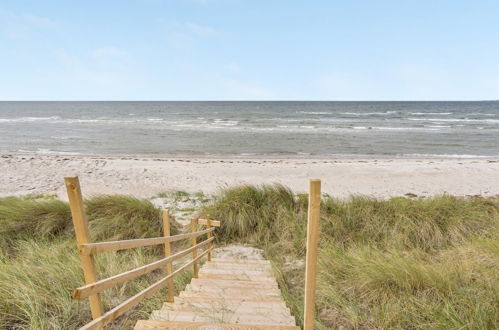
4;152;499;160
1;153;499;199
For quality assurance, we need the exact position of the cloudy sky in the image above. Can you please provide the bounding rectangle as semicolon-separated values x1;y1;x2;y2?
1;0;498;100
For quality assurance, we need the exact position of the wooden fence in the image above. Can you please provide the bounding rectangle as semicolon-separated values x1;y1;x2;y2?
65;177;220;330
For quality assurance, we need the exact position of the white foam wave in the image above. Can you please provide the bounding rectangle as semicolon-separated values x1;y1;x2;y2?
410;112;452;115
0;116;61;123
297;111;330;115
408;118;499;124
425;125;451;128
341;111;397;116
17;148;80;155
402;153;491;158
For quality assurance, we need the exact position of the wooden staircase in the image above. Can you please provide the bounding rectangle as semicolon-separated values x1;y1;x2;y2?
66;177;321;330
134;257;299;329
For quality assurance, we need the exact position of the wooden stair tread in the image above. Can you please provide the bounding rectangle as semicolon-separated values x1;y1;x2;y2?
198;273;275;281
186;284;281;294
174;294;285;303
161;302;291;315
200;268;272;274
162;300;289;310
204;263;272;270
190;278;278;288
150;310;296;326
211;258;271;265
135;320;300;329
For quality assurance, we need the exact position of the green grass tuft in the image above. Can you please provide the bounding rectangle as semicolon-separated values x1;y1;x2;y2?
0;197;72;251
85;195;179;241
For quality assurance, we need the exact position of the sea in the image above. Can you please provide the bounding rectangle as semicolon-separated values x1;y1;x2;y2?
1;101;498;158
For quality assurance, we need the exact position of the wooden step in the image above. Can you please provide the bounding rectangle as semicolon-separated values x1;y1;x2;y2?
203;265;272;272
173;294;286;304
198;269;274;281
150;310;296;326
200;268;272;276
184;287;282;300
161;301;291;316
135;320;300;329
190;278;278;289
162;299;289;311
211;258;271;265
186;284;281;294
205;261;272;269
179;291;284;302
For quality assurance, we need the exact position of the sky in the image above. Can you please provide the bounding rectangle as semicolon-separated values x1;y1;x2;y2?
0;0;498;101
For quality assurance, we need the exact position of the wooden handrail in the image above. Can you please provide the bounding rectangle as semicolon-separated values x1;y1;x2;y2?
73;237;214;299
80;247;212;330
198;218;221;227
65;177;220;330
79;228;215;256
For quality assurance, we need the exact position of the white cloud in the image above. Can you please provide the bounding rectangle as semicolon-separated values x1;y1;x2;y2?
21;13;55;28
91;47;131;61
224;62;240;74
0;9;55;39
55;48;137;89
186;22;216;36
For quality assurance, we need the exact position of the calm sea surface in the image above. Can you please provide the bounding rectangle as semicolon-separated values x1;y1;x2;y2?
1;101;498;157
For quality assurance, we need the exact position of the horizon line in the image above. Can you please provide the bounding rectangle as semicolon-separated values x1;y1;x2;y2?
1;99;498;102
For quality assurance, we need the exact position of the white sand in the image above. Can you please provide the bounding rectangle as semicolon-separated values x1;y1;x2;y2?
1;154;498;199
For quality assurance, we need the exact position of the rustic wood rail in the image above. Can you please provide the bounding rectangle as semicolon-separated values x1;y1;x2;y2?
64;177;220;330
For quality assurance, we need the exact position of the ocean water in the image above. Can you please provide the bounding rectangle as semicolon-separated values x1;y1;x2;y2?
1;101;498;157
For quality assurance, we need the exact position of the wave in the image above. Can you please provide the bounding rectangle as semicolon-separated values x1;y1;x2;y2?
17;148;80;155
297;111;330;115
408;118;499;124
340;111;397;116
410;112;452;115
401;153;492;159
0;116;61;123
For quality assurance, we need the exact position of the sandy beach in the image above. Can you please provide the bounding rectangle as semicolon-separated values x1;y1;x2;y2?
1;154;498;199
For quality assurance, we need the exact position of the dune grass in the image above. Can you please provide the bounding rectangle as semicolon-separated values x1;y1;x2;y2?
0;194;185;329
1;187;498;329
200;184;499;329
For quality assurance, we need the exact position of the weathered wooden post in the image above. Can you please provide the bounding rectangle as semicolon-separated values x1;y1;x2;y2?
191;218;199;278
206;215;212;261
304;179;321;330
162;210;174;303
64;177;104;322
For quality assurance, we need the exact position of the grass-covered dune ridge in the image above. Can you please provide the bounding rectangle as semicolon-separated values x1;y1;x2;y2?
0;195;180;248
201;184;499;329
0;187;498;329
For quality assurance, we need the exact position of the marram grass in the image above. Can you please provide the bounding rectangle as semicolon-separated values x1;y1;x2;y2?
0;187;498;329
201;184;499;329
0;194;182;329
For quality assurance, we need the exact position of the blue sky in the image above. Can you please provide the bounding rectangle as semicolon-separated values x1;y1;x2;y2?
0;0;498;100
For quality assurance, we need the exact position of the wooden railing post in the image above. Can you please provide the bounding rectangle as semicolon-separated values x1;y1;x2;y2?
190;218;199;278
162;210;174;303
64;177;104;322
304;179;321;330
206;215;212;261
